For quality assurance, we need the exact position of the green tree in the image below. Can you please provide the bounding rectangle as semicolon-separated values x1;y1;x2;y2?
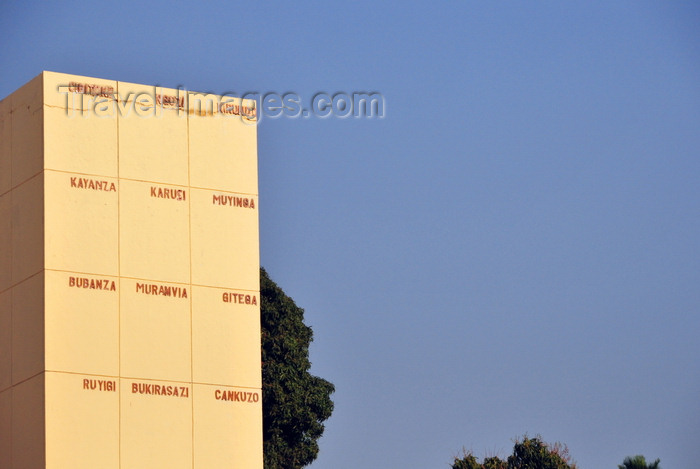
451;451;482;469
451;436;575;469
483;456;507;469
507;436;576;469
618;455;661;469
260;268;335;469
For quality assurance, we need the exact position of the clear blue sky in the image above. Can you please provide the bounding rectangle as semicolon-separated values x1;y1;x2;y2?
2;1;699;467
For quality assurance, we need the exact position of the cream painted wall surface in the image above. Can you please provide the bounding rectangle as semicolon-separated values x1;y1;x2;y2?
0;72;262;469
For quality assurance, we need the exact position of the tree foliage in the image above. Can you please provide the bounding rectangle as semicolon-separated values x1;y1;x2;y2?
618;455;661;469
483;456;507;469
452;452;482;469
451;436;576;469
260;268;335;469
507;436;576;469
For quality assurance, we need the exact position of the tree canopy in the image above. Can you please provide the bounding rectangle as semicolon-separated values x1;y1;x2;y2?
260;268;335;469
451;436;576;469
618;455;661;469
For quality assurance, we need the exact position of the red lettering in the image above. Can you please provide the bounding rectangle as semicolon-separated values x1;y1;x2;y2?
222;292;258;306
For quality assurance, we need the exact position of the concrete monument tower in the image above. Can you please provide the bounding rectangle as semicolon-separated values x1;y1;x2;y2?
0;72;262;468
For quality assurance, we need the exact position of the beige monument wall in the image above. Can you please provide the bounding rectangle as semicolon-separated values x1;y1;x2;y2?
0;72;262;468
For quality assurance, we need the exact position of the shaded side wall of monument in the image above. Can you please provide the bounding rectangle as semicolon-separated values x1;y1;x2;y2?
0;72;262;469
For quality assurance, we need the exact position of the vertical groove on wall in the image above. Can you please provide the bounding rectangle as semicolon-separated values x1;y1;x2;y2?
9;92;14;469
115;80;122;469
186;92;195;469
